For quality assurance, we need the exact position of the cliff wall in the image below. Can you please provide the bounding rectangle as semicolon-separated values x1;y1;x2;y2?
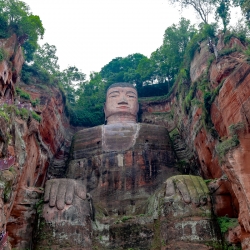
140;35;250;248
0;35;73;249
1;33;250;249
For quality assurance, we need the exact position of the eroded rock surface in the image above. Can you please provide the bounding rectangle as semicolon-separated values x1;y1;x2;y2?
140;35;250;249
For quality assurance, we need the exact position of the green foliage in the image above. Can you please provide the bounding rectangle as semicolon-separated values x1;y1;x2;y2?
204;179;214;184
101;53;146;92
21;63;54;85
203;82;223;113
216;0;231;31
224;29;248;45
149;18;197;95
0;0;45;61
16;86;40;107
31;111;41;122
234;0;250;29
206;55;215;75
16;86;30;100
0;110;10;122
168;0;214;24
121;216;133;222
184;23;216;68
216;135;239;159
31;98;39;107
0;47;8;62
33;43;60;75
229;122;245;135
217;216;238;233
35;198;44;215
219;46;240;56
18;108;29;120
244;46;250;62
21;43;60;85
99;19;197;99
60;68;105;127
183;81;197;113
0;15;8;38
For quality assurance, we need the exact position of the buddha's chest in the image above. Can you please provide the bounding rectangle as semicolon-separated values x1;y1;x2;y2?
67;123;177;199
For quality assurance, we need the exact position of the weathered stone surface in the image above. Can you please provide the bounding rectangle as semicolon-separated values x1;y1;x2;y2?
208;179;238;217
190;40;211;82
0;35;24;101
161;175;220;248
2;31;250;249
35;197;92;250
68;123;177;215
0;35;73;248
140;36;250;249
6;88;73;248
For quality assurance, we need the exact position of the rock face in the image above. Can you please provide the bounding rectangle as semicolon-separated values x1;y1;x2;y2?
37;122;219;250
1;32;250;249
68;123;177;213
0;34;24;102
140;35;250;249
0;36;73;249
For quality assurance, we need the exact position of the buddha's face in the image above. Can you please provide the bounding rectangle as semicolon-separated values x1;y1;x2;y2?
104;86;139;121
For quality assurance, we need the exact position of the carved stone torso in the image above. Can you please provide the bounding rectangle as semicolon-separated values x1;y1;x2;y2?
67;123;178;213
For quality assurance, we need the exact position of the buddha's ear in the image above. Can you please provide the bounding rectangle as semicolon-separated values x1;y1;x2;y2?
136;103;139;114
103;102;107;116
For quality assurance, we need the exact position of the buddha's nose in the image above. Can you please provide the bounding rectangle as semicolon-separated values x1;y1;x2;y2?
119;94;128;103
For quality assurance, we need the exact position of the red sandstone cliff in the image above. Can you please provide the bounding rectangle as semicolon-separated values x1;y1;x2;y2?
0;35;73;249
1;32;250;249
140;35;250;249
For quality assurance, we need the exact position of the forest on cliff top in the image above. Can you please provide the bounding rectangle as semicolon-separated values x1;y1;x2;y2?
1;0;250;127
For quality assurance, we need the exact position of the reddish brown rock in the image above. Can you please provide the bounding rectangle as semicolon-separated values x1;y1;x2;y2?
140;36;250;249
0;35;72;248
6;89;72;248
68;123;177;214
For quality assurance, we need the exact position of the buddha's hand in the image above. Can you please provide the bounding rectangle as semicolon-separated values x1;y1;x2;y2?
44;178;87;210
165;175;210;206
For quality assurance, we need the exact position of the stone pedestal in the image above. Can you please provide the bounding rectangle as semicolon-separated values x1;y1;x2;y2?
35;197;92;250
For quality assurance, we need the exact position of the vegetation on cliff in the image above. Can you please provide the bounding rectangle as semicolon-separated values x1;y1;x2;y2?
0;0;44;61
1;0;250;129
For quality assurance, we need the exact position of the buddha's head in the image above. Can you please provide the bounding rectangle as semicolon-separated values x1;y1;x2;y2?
104;82;139;124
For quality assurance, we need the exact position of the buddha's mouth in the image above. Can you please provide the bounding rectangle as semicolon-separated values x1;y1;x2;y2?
117;106;129;109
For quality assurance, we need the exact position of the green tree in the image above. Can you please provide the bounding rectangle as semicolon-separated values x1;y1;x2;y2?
168;0;233;31
147;18;197;93
168;0;214;23
0;0;44;61
100;53;146;88
33;43;60;75
59;66;86;104
67;72;105;126
21;43;60;85
233;0;250;28
216;0;231;31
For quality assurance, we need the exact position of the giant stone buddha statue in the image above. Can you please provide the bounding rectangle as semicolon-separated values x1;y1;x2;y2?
36;83;218;250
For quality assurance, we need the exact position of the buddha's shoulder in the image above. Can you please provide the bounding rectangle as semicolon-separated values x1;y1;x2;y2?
138;123;169;136
73;125;103;150
136;123;172;147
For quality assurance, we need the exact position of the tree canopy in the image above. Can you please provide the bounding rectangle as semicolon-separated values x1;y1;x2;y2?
0;0;44;61
5;0;249;128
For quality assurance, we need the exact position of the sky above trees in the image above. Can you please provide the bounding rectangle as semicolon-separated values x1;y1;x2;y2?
22;0;241;78
22;0;200;77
